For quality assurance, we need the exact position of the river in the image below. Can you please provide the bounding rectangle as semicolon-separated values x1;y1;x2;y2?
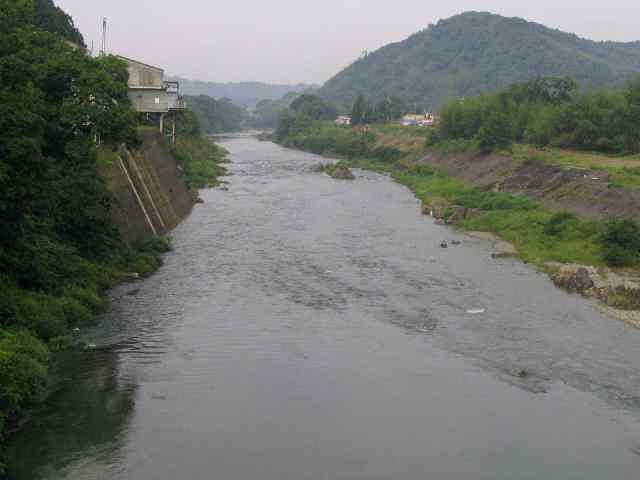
7;135;640;479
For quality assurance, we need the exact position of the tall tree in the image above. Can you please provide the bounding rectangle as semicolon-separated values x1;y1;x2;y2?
351;95;368;125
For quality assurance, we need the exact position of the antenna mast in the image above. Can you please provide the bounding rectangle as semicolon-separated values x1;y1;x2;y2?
101;17;107;56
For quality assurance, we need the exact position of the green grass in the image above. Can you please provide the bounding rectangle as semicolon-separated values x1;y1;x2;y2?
172;135;228;189
461;210;603;266
284;123;609;269
96;148;119;169
511;144;640;188
384;163;603;267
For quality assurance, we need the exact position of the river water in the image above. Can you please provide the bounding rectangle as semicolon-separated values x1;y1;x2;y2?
8;136;640;479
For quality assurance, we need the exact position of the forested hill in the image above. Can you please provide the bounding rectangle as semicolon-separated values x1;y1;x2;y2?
172;77;316;110
318;12;640;110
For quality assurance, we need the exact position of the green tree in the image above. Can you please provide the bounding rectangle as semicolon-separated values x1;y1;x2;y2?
351;94;368;125
290;94;338;121
601;218;640;267
183;95;246;133
624;78;640;153
476;112;513;154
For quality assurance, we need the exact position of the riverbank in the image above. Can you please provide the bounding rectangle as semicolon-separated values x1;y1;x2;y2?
9;135;640;480
275;122;640;325
0;132;228;470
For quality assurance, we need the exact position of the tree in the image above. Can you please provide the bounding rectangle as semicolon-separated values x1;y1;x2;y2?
274;110;293;142
351;94;368;125
289;94;337;121
601;218;640;267
183;95;246;133
34;0;85;47
624;78;640;153
476;112;513;154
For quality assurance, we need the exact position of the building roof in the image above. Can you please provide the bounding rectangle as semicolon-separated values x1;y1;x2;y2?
116;55;164;73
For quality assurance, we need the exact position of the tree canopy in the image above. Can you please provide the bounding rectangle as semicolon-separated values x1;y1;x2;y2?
289;94;338;121
0;0;137;452
435;76;640;154
183;95;246;133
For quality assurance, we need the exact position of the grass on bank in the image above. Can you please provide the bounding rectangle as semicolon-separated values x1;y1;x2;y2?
509;144;640;189
172;135;228;189
280;120;638;268
338;158;605;267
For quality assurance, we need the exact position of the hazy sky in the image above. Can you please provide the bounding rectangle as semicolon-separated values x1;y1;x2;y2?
57;0;640;85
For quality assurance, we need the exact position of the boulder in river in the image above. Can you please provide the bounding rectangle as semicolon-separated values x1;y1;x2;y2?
326;165;355;180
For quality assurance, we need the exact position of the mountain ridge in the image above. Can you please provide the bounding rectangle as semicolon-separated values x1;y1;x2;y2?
318;11;640;110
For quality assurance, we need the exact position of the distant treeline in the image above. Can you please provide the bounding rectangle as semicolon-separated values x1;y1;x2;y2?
274;95;403;162
432;76;640;154
183;95;246;134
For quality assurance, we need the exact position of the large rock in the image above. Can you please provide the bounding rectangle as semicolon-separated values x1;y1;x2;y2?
327;165;355;180
548;264;595;295
445;206;468;224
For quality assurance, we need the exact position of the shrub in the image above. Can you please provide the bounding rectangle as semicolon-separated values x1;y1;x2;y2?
371;146;403;162
425;128;441;147
0;329;49;440
601;218;640;267
476;112;513;154
543;211;577;236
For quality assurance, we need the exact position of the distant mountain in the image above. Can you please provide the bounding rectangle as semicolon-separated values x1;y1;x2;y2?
319;12;640;110
171;78;317;110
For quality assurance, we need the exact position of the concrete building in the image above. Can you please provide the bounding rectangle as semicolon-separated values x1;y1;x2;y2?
335;115;352;126
117;56;184;142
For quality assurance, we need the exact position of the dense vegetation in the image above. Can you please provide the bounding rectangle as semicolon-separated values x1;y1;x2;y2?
183;95;246;134
249;95;294;128
433;76;640;154
158;108;229;188
34;0;85;47
319;12;640;110
0;1;220;464
275;111;403;163
237;91;309;128
350;94;407;125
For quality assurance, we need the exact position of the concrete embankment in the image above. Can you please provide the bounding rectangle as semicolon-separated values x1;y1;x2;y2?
103;130;194;243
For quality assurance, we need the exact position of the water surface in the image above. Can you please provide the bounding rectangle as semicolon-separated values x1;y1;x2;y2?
9;136;640;479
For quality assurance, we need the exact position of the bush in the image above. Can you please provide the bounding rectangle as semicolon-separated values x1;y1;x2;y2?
371;146;403;162
425;128;441;147
0;329;49;440
476;111;513;154
543;211;577;236
601;218;640;267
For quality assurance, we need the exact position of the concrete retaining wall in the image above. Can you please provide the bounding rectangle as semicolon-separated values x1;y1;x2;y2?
103;131;194;244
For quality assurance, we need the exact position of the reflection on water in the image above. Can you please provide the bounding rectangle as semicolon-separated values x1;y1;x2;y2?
8;136;640;479
7;349;136;479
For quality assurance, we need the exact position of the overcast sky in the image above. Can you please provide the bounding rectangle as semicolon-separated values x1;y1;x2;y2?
57;0;640;85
